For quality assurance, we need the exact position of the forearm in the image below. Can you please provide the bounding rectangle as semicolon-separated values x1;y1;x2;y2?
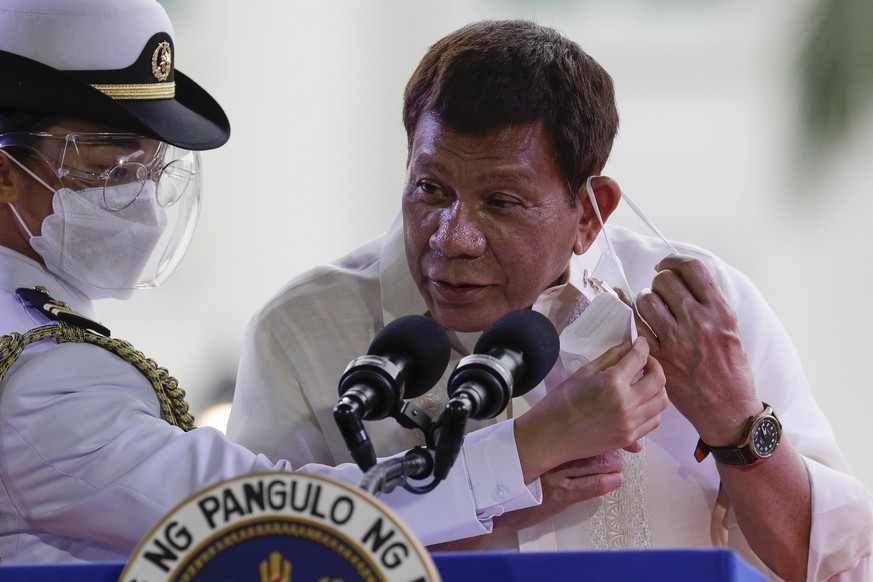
717;439;811;582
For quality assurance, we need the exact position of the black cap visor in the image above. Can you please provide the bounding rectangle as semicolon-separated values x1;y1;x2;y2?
0;49;229;150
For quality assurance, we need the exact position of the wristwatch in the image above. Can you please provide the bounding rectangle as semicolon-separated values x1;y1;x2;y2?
694;403;782;465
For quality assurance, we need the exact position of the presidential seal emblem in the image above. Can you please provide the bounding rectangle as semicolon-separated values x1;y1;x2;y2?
120;472;440;582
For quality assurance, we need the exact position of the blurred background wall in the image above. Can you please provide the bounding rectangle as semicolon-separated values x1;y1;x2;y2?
100;0;873;491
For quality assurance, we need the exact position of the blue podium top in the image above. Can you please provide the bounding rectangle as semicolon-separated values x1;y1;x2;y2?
0;549;767;581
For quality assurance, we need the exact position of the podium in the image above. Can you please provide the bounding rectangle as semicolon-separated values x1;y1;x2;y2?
0;549;768;581
435;549;768;580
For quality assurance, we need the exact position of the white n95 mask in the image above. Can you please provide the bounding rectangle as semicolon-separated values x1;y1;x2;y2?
30;183;167;300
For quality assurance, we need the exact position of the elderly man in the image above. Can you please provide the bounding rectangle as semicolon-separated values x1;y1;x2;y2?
228;19;873;581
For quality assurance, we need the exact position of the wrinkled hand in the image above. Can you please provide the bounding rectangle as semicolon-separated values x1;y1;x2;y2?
633;255;760;444
517;452;625;523
515;338;667;482
428;453;624;552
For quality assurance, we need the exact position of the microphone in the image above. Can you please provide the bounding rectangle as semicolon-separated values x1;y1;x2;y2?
433;309;559;480
449;309;559;418
334;315;450;471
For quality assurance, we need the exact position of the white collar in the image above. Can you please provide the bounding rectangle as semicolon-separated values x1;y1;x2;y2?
0;246;100;322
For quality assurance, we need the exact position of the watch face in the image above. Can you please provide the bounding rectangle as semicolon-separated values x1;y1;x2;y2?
751;417;780;457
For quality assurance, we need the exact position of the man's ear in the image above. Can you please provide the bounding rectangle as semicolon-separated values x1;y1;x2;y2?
573;176;621;254
0;153;21;203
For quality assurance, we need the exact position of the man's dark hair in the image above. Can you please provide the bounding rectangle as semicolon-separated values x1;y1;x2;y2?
403;19;619;207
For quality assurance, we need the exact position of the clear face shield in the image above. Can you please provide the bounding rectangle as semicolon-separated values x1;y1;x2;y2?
0;131;202;298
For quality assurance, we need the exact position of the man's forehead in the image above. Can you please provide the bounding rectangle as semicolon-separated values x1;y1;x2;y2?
412;113;544;149
409;115;558;181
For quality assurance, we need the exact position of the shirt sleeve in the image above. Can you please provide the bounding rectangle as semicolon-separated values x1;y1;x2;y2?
702;252;873;580
804;458;873;581
0;342;296;551
300;419;540;546
463;419;541;516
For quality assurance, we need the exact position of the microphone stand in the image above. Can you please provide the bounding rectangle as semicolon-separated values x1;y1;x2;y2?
359;447;436;497
356;399;443;497
333;399;377;470
431;396;472;482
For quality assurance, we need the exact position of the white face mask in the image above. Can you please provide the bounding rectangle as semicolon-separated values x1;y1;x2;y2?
557;177;678;375
5;152;167;300
30;183;167;300
559;254;637;375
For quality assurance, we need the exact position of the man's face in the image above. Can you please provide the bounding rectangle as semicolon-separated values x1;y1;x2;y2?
403;113;588;332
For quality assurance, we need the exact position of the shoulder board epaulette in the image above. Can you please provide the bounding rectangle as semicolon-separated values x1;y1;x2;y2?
15;286;111;337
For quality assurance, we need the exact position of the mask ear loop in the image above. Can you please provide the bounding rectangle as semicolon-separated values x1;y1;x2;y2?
585;176;636;298
585;176;679;336
7;202;35;239
618;188;679;255
1;150;53;240
0;149;57;195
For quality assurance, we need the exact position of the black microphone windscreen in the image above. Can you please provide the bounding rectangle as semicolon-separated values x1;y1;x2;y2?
473;309;559;395
368;315;451;399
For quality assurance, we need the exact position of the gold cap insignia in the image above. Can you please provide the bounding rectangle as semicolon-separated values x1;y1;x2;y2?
151;40;172;82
